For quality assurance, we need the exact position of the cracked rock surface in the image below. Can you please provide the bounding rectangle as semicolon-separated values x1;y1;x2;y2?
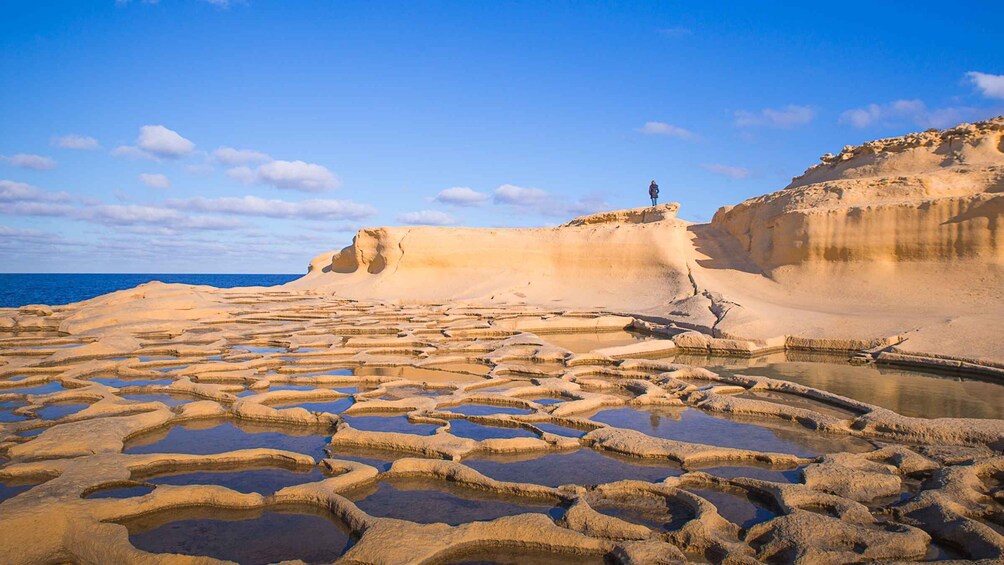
1;284;1002;564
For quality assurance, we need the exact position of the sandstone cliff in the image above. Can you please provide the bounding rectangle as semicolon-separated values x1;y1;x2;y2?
712;117;1004;270
294;118;1004;363
296;203;696;311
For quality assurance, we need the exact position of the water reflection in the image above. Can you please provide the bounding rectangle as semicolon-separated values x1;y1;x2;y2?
589;406;873;457
346;478;563;525
687;487;777;529
269;398;354;415
448;420;537;440
537;330;650;354
342;414;439;435
120;393;191;407
464;449;683;487
691;356;1004;419
36;402;89;420
446;404;532;417
354;365;486;383
690;464;802;484
139;466;328;494
122;505;354;564
0;476;48;503
123;420;330;460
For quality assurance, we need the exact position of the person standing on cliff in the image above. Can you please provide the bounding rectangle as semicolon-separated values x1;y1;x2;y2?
649;180;659;206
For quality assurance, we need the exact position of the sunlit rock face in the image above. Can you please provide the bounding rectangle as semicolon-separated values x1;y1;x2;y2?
0;287;1002;564
713;117;1004;269
0;119;1002;563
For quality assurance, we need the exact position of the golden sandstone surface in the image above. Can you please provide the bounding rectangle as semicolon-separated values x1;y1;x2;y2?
0;118;1002;564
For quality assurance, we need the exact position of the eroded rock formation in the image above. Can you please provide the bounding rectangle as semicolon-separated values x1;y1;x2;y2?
0;287;1001;563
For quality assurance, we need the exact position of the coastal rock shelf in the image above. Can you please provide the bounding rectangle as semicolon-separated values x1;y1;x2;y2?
1;289;1002;564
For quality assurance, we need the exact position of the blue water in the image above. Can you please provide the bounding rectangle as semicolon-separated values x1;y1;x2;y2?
0;273;301;308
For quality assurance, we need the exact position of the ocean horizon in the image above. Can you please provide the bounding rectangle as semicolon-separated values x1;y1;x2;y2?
0;273;302;308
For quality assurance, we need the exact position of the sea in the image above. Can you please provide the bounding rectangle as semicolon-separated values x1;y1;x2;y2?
0;273;301;308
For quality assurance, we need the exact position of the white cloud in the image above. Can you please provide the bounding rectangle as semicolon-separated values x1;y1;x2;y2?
559;195;610;217
184;163;215;175
0;225;51;239
51;134;100;150
85;204;181;225
1;154;57;170
432;186;490;207
226;166;256;183
0;226;82;253
838;99;923;128
494;184;549;206
0;179;71;202
735;105;815;128
137;125;195;158
638;121;696;139
0;201;78;217
114;125;194;159
167;195;375;220
838;99;997;129
175;215;245;230
111;145;156;160
227;160;340;192
0;180;244;232
701;163;751;179
397;210;457;225
139;173;171;189
967;71;1004;99
81;205;244;230
213;146;272;165
490;183;608;218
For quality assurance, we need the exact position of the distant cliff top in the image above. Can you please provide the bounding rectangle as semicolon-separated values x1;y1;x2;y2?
788;115;1004;189
560;202;680;227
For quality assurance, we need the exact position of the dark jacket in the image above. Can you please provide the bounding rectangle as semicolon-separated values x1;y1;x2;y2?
649;183;659;197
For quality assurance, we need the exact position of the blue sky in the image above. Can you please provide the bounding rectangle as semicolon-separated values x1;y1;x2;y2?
1;1;1002;273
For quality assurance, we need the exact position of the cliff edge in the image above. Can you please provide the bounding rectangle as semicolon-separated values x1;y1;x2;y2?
712;117;1004;270
292;118;1004;364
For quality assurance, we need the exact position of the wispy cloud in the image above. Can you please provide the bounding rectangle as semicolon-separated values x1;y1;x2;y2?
167;195;375;220
227;160;340;192
838;99;999;129
213;146;272;165
0;179;244;231
967;71;1004;99
494;184;549;206
0;179;72;202
735;105;815;128
637;121;697;140
432;186;490;207
493;184;608;218
82;204;244;230
701;163;750;179
111;145;156;160
0;177;80;217
1;154;57;170
397;210;458;225
51;134;100;150
138;173;171;189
